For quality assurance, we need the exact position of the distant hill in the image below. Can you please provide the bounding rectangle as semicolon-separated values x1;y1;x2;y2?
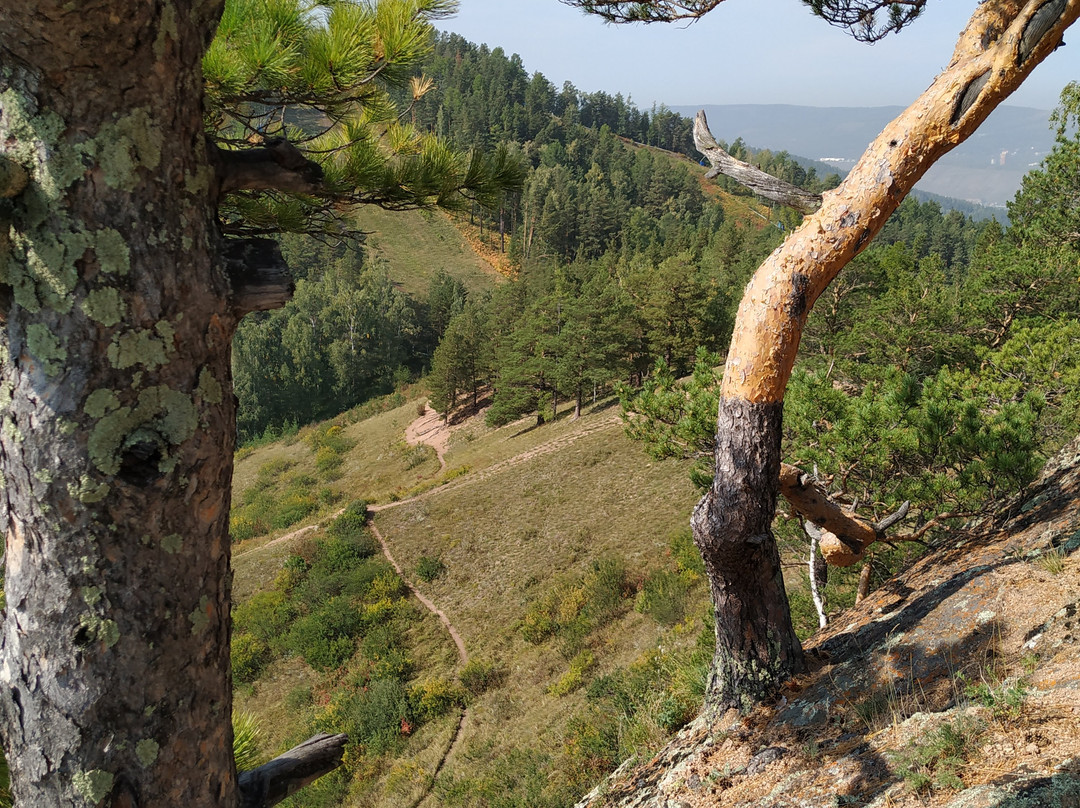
670;103;1056;208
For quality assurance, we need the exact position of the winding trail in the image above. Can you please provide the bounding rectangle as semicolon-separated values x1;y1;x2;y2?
233;407;622;802
368;521;467;665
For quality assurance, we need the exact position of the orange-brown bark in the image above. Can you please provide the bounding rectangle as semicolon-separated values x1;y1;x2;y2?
721;0;1080;404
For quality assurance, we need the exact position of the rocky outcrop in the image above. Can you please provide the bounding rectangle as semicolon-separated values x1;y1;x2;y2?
576;436;1080;808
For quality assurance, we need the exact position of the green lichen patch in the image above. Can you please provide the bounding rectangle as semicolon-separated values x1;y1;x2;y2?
77;613;120;649
189;595;210;635
107;329;169;371
33;468;53;484
73;768;114;805
87;109;164;192
81;586;103;607
0;87;85;200
92;228;130;276
160;533;183;554
84;389;121;419
184;165;214;196
87;385;197;476
135;738;160;768
82;287;125;327
196;367;223;405
25;322;65;376
68;474;110;504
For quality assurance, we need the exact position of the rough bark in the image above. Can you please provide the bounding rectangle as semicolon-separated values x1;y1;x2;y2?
695;0;1080;714
690;400;805;712
224;238;295;316
0;2;239;805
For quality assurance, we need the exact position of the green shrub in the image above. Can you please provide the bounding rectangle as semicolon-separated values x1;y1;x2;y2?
314;445;343;476
459;659;505;696
269;491;318;530
415;555;447;582
327;500;369;541
307;423;354;455
409;677;466;720
232;632;272;683
635;568;691;626
286;597;364;671
669;529;705;576
548;650;596;696
233;589;296;650
320;678;411;756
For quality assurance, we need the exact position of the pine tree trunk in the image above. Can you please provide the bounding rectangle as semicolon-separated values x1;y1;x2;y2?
692;0;1080;713
0;4;240;804
691;400;804;712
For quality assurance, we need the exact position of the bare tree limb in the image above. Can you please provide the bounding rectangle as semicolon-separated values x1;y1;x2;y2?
693;111;823;214
779;463;911;566
803;521;829;628
212;138;324;199
238;733;349;808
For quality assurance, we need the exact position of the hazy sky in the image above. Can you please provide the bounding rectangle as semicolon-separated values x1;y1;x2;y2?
443;0;1075;111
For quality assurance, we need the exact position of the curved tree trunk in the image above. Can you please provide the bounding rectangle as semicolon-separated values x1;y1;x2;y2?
693;0;1080;713
0;3;240;805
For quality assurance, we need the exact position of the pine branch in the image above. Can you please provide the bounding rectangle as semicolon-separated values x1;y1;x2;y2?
693;111;823;214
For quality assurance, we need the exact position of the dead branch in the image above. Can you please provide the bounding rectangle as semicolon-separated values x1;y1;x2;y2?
238;733;348;808
779;462;911;566
212;138;324;199
692;111;823;214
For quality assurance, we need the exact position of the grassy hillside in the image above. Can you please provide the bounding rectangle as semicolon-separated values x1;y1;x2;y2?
231;393;710;807
355;206;505;297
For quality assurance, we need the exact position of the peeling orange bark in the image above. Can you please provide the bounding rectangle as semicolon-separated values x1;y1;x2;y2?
722;0;1080;404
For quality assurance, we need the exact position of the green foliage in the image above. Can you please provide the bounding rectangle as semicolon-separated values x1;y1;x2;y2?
888;714;986;793
232;632;273;684
233;711;265;771
414;555;447;582
408;677;466;720
548;650;596;696
963;675;1029;722
458;658;506;697
519;559;632;656
635;569;692;627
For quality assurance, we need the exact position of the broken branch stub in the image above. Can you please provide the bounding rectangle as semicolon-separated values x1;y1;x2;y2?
779;463;910;566
693;111;823;214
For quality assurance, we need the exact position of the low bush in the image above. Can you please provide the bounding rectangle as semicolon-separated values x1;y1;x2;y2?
232;632;272;683
415;556;447;582
409;677;466;720
635;568;691;626
459;659;505;696
548;650;596;696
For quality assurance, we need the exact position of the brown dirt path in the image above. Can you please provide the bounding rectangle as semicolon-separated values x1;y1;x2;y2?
404;406;450;471
368;521;468;665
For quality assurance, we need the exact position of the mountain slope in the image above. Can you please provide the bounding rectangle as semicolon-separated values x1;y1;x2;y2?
575;436;1080;808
